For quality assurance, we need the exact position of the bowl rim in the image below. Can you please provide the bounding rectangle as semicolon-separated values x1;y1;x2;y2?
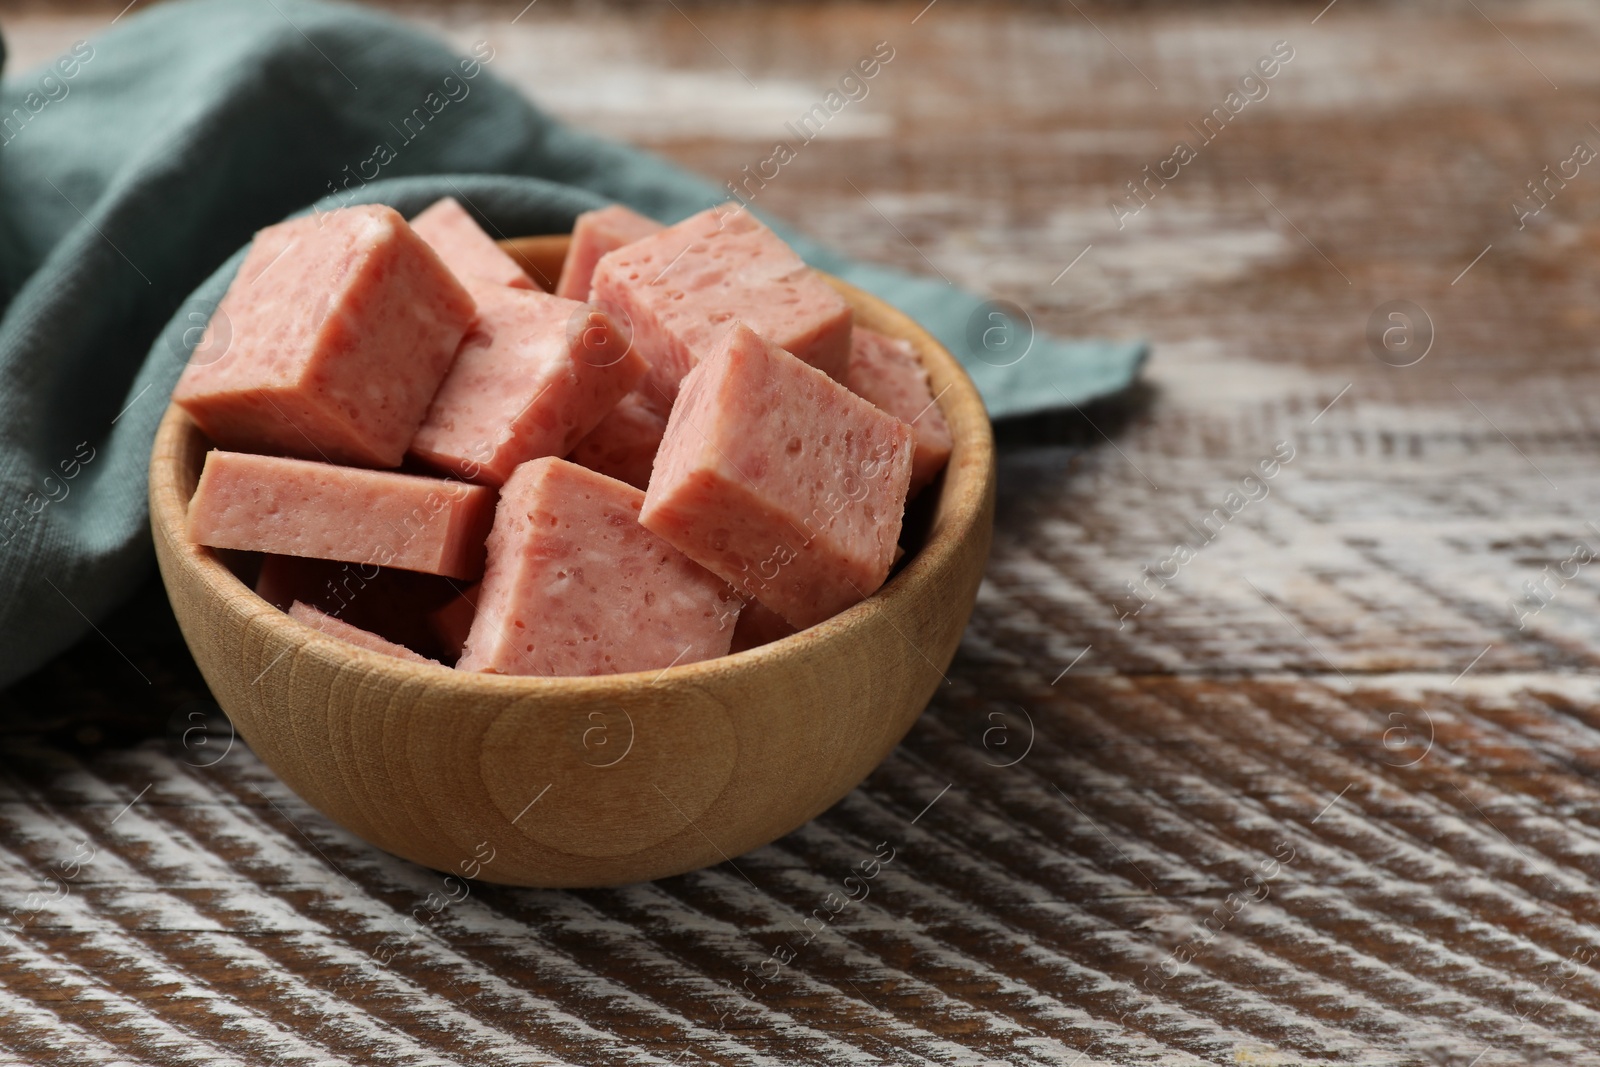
149;252;995;693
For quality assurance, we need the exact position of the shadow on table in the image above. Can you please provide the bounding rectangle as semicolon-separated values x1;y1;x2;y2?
992;378;1158;452
0;568;208;753
991;378;1160;531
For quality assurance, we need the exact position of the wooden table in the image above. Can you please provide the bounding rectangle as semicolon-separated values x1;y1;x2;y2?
4;1;1600;1063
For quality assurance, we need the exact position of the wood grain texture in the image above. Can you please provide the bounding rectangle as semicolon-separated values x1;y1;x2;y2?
6;0;1600;1063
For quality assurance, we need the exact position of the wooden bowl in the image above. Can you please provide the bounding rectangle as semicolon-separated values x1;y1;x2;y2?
149;234;995;888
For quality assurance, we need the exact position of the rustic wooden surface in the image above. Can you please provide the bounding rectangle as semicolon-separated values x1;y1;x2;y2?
5;1;1600;1063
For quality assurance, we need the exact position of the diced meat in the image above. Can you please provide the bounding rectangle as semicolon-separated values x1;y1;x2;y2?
289;601;439;664
409;287;646;489
173;205;476;468
729;599;798;653
845;327;954;497
409;197;539;294
409;288;646;486
428;582;481;660
458;458;741;677
640;323;913;629
567;389;668;491
187;450;496;580
590;204;852;412
556;204;663;301
255;554;459;658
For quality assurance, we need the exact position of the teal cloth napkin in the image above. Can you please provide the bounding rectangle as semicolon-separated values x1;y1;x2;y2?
0;0;1146;689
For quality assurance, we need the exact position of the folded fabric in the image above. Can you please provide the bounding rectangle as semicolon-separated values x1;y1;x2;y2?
0;0;1146;690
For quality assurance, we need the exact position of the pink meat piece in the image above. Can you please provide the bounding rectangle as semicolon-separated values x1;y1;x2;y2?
555;204;663;301
409;197;538;293
409;287;646;486
590;204;852;413
458;458;741;677
289;601;439;664
640;323;914;629
729;599;798;653
255;554;459;658
428;582;481;660
845;327;954;498
567;389;668;491
187;450;496;580
173;205;476;468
